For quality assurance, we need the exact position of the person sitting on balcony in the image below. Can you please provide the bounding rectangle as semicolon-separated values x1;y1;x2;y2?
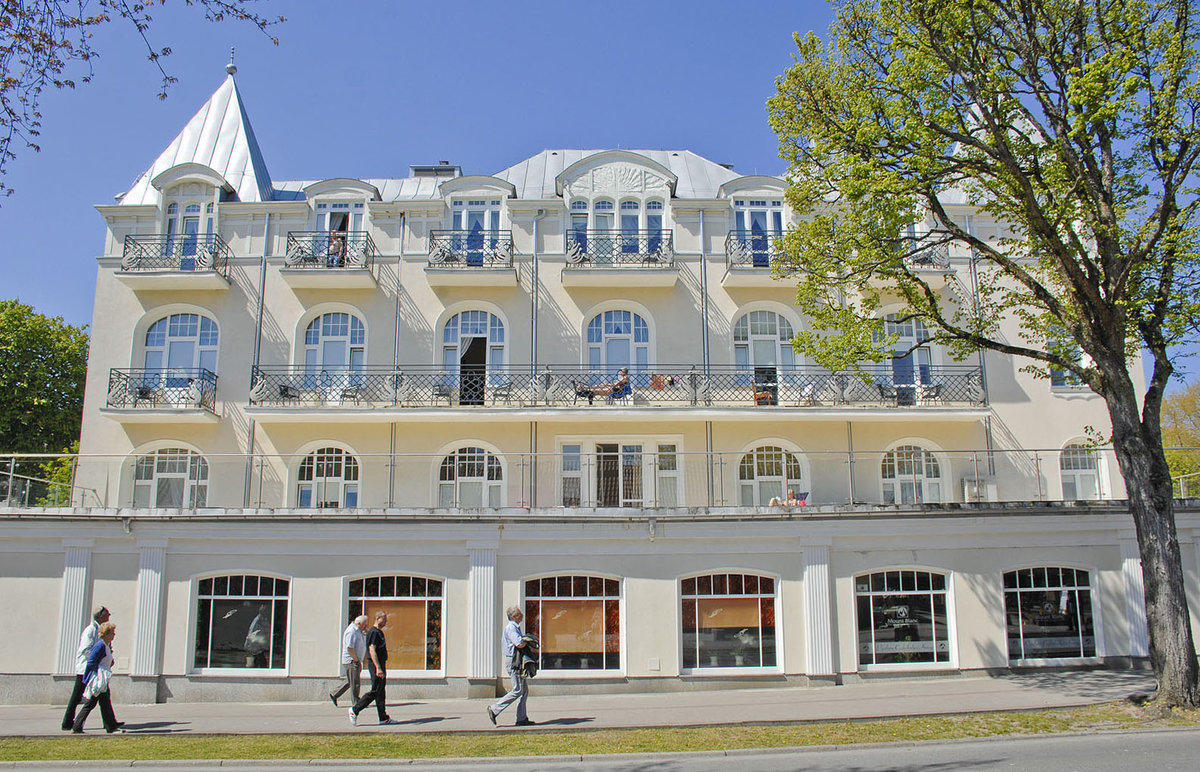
575;367;630;405
769;489;806;507
327;233;346;267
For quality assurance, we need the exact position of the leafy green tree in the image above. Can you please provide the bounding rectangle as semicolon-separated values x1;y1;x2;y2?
0;299;89;454
1163;381;1200;495
0;0;283;198
770;0;1200;705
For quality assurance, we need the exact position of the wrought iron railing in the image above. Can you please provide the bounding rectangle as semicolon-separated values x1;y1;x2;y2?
105;368;218;413
284;232;377;270
725;230;783;269
565;230;674;266
246;364;984;408
428;230;514;268
906;241;951;269
121;234;232;274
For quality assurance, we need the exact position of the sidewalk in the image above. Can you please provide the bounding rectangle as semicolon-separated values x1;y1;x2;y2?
0;671;1156;736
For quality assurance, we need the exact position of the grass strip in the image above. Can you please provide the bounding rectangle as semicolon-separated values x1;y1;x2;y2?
2;702;1198;762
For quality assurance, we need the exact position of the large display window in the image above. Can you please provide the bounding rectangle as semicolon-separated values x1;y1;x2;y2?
1004;567;1096;660
194;574;288;670
524;576;620;671
855;570;950;666
681;573;776;669
348;575;443;671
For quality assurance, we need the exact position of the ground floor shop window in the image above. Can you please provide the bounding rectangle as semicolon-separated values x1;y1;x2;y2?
856;570;950;666
349;575;443;670
524;575;620;670
681;573;776;668
1004;567;1095;660
194;574;288;670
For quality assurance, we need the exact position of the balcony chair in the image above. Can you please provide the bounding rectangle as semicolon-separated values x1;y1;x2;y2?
489;380;515;405
877;382;899;405
339;387;361;405
133;385;160;407
432;382;454;406
278;384;302;403
606;382;633;406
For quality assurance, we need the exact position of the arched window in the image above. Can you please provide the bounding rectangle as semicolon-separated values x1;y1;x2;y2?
302;312;365;391
1060;443;1102;500
438;447;502;507
733;310;795;400
881;444;942;504
738;445;803;506
348;575;443;671
585;310;649;384
297;447;359;508
855;569;950;666
442;311;505;405
524;575;620;671
142;313;218;402
681;572;776;669
132;448;209;508
194;574;288;670
1004;567;1096;660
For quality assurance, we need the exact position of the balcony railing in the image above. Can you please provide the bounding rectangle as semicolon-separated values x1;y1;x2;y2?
906;241;950;269
284;232;377;270
428;230;514;268
246;364;984;408
121;234;232;274
105;368;218;412
566;230;674;266
725;230;783;269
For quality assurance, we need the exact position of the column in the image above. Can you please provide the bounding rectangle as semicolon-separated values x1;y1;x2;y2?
1120;534;1150;658
131;540;167;677
467;543;498;679
54;540;93;675
802;541;835;677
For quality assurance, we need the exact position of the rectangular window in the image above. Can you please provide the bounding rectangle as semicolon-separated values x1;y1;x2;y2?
855;570;950;666
562;445;581;507
194;575;289;670
1004;568;1095;660
682;573;776;669
524;576;620;671
348;576;443;670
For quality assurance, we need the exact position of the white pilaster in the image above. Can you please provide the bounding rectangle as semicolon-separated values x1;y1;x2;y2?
467;543;498;679
131;540;167;676
1119;534;1150;657
802;541;835;676
54;540;93;675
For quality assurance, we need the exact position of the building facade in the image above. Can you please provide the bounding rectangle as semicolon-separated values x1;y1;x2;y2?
2;70;1198;704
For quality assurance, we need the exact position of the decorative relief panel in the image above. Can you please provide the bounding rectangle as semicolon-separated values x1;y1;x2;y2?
563;163;671;198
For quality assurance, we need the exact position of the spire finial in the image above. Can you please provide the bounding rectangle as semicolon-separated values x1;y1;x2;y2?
225;47;237;75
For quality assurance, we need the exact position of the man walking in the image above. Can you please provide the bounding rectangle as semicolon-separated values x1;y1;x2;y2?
486;606;534;726
330;615;368;706
62;606;113;731
349;610;397;726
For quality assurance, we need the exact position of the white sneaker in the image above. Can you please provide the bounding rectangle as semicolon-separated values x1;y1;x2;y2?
348;708;357;727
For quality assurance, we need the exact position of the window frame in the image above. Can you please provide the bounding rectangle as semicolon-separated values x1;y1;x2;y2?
555;436;684;508
1003;566;1100;664
192;572;291;675
130;447;210;509
523;574;623;675
880;443;946;505
853;568;956;671
347;574;446;675
436;446;505;508
296;446;361;508
680;571;781;674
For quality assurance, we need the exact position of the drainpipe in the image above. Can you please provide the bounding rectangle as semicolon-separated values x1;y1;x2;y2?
389;212;406;507
965;215;994;475
244;211;270;508
846;421;856;505
700;210;713;505
530;209;547;508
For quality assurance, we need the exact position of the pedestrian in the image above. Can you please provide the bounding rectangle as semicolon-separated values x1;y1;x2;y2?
349;610;397;726
71;621;123;733
62;606;110;731
330;614;368;706
486;606;535;726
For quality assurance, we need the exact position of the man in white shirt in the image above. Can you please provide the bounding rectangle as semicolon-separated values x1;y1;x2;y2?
486;606;534;726
61;606;110;731
329;615;369;706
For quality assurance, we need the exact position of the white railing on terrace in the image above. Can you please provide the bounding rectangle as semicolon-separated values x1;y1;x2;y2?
2;448;1197;513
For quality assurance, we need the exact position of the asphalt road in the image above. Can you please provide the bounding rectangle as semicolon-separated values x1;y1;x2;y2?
8;727;1200;771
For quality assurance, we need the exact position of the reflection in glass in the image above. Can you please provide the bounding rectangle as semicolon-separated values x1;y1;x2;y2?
682;573;776;669
1004;568;1095;660
524;575;620;670
194;575;288;669
855;570;949;666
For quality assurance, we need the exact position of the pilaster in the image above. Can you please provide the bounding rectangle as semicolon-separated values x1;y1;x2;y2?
467;542;498;679
131;540;167;676
1119;534;1150;657
802;541;835;676
54;540;93;675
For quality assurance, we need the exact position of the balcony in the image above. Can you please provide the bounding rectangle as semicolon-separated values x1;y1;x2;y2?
563;230;677;287
244;363;984;416
906;242;950;271
116;234;232;290
722;230;790;287
101;368;219;423
425;230;518;287
281;232;378;289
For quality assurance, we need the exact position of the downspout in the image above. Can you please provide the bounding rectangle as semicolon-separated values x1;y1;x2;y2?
700;209;714;506
530;209;547;508
389;212;406;507
965;215;994;475
244;211;270;508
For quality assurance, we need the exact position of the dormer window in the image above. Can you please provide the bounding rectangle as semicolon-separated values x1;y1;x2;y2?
451;199;501;234
165;199;216;268
733;199;783;236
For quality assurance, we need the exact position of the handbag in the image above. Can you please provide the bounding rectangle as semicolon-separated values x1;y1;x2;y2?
84;666;111;700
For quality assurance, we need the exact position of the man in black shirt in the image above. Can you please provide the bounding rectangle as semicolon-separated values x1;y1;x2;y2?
350;610;396;726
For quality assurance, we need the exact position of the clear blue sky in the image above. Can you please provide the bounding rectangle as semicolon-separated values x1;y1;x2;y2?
0;0;829;328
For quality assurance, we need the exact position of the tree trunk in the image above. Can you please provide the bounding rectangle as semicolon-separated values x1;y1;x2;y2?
1106;382;1200;707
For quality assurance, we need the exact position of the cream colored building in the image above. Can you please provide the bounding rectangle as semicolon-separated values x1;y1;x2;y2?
2;70;1198;704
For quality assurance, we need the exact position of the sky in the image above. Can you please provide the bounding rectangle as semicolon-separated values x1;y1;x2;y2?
0;0;829;328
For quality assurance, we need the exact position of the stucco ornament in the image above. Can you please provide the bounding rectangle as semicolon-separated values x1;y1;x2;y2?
562;162;671;198
194;248;214;271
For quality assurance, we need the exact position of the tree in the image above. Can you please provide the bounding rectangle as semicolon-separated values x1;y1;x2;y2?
0;0;283;198
0;299;89;454
769;0;1200;705
1163;381;1200;495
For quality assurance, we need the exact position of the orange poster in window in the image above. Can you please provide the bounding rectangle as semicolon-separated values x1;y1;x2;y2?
541;600;605;653
697;597;759;629
366;601;428;670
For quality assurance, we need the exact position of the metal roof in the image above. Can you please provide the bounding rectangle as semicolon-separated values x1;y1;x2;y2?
493;149;744;200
